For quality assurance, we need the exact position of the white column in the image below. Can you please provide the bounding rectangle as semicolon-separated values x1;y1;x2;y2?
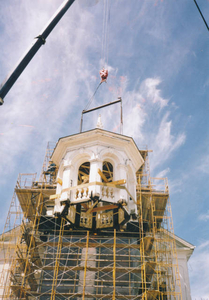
127;178;137;215
60;164;74;202
56;165;63;195
117;163;127;202
89;159;102;198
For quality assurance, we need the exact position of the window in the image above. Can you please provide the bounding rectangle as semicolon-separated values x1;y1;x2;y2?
102;161;113;182
78;162;90;185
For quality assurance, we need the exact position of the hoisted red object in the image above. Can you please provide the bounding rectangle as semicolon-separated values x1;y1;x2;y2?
100;68;108;82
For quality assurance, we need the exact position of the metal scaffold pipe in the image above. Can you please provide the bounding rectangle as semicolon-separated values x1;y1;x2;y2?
0;0;76;105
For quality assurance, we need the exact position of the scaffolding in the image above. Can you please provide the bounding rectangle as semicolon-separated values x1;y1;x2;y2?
0;146;182;299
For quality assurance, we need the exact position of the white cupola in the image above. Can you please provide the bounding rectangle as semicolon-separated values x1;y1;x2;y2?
50;128;144;230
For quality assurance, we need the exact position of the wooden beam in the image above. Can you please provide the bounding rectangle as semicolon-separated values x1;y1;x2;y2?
91;204;118;213
111;179;126;185
104;161;113;181
57;178;62;186
81;175;89;184
79;170;89;176
81;203;88;211
86;200;99;214
50;194;60;200
98;168;108;183
124;187;136;204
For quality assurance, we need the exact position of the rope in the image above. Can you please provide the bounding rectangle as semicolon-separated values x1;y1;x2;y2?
103;0;108;66
105;0;110;66
101;0;106;67
83;0;110;112
84;81;103;111
106;0;110;67
101;0;110;68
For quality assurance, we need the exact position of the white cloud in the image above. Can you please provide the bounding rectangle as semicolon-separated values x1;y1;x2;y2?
0;0;98;179
122;78;186;172
123;77;169;141
156;168;170;178
0;2;187;183
189;241;209;299
140;77;168;109
197;153;209;175
198;211;209;222
168;178;184;195
78;0;99;8
150;112;186;170
123;89;147;141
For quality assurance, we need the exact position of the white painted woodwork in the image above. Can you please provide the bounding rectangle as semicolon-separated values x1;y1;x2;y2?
52;129;144;215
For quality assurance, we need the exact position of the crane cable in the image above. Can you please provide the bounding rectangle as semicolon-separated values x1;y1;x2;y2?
84;0;110;111
193;0;209;31
101;0;110;68
84;82;102;111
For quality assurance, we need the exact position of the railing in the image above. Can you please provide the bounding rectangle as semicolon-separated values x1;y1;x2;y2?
61;182;124;204
136;173;149;187
101;186;115;201
150;177;168;193
16;173;37;189
136;174;168;193
74;185;117;203
16;173;56;189
75;187;90;201
39;141;57;183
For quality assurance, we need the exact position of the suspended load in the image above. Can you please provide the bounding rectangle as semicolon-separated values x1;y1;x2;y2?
100;68;108;82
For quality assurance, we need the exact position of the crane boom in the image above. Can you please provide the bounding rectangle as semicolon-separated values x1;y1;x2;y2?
0;0;76;106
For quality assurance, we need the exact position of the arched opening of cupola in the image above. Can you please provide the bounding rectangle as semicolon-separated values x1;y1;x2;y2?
102;161;113;182
77;162;90;185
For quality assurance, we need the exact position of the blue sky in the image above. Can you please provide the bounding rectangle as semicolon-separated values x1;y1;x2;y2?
0;0;209;298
